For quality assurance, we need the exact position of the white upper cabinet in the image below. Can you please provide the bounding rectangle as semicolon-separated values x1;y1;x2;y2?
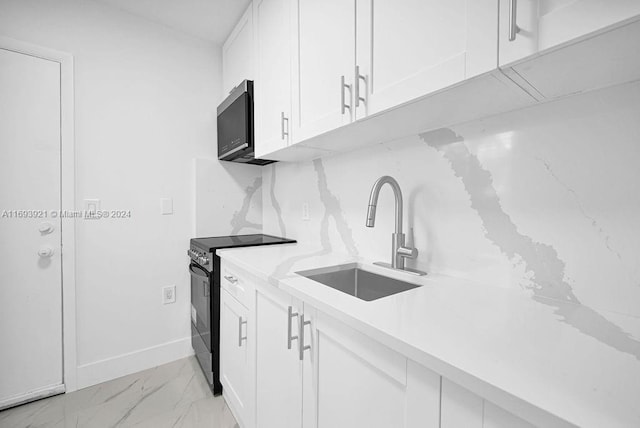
222;4;254;98
291;0;357;143
499;0;640;100
254;0;294;158
356;0;498;118
499;0;640;66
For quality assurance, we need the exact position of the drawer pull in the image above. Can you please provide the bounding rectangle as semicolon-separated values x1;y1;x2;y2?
238;316;247;347
508;0;520;41
287;306;299;350
224;274;238;284
355;65;367;108
340;75;352;114
299;314;311;361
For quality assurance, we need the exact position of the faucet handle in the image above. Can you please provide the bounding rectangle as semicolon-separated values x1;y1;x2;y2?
397;246;418;259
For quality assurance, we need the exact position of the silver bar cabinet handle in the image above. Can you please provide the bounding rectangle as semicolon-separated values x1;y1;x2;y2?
238;316;247;347
287;306;299;350
355;65;367;108
508;0;520;41
281;112;289;140
340;75;351;114
224;274;238;284
299;314;311;360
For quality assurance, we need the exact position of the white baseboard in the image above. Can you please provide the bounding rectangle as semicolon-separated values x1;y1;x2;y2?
0;383;65;411
75;337;194;391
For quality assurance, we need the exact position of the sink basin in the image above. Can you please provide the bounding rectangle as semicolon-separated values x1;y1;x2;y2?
296;263;420;301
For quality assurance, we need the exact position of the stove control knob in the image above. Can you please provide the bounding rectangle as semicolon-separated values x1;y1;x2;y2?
201;256;209;265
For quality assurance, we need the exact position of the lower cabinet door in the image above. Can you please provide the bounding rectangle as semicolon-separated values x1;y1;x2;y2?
255;286;302;428
306;308;440;428
440;378;484;428
220;289;251;427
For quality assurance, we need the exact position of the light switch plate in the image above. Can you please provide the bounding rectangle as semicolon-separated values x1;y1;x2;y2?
160;198;173;215
302;202;310;221
84;199;100;220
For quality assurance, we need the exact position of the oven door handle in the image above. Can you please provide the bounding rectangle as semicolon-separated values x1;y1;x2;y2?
189;264;210;279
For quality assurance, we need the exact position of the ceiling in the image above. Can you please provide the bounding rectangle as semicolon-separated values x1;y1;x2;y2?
94;0;251;45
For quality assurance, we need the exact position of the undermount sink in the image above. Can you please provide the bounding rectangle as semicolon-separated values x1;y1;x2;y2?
296;263;420;301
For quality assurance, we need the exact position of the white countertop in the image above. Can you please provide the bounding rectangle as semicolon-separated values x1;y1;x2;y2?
218;244;640;428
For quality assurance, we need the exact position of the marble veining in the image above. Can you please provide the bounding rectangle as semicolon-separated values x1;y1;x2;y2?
420;127;640;360
268;164;286;237
230;176;262;234
534;156;623;262
270;160;360;280
0;357;238;428
313;159;358;257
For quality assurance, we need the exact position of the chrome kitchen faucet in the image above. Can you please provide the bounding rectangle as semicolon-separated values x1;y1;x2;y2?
366;176;426;276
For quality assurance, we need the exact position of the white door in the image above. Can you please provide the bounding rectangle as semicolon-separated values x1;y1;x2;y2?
255;286;302;428
291;0;357;143
356;0;497;118
254;0;294;158
0;48;64;409
499;0;640;66
220;289;251;426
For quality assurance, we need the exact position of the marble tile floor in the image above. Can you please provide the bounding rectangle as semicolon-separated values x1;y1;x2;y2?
0;356;239;428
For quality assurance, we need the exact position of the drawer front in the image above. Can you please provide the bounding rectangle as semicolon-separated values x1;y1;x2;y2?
220;261;253;308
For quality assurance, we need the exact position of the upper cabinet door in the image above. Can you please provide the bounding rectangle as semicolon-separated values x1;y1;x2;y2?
222;5;254;97
499;0;640;66
254;0;293;158
291;0;357;142
356;0;498;118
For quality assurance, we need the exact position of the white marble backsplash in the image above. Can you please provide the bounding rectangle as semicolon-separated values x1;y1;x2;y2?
261;81;640;361
195;158;263;237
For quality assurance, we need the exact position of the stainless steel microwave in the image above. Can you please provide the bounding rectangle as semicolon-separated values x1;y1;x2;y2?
217;80;275;166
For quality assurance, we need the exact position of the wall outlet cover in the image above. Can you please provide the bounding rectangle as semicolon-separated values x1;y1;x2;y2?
162;285;176;304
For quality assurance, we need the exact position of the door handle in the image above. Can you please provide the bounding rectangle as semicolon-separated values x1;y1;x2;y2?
287;306;299;350
38;222;55;234
238;316;247;347
38;245;54;258
281;112;289;141
354;65;367;108
340;75;352;114
508;0;520;41
299;313;311;361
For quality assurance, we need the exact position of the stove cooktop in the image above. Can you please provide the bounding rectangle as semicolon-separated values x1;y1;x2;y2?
191;234;296;252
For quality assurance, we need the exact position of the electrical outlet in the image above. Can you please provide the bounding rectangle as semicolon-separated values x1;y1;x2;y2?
302;202;310;221
162;285;176;304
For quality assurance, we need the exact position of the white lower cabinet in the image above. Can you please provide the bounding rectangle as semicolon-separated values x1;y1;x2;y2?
254;284;303;428
308;309;441;428
441;378;535;428
220;288;253;428
219;259;554;428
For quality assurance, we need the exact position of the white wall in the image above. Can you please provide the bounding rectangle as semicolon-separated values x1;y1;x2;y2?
0;0;261;389
262;81;640;362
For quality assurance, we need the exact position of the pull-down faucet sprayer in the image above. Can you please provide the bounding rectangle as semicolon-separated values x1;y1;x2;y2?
366;176;426;275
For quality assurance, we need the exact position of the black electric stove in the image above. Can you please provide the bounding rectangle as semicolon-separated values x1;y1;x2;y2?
188;234;296;394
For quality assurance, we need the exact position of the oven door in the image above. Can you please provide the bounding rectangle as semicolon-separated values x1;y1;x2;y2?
189;262;211;350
